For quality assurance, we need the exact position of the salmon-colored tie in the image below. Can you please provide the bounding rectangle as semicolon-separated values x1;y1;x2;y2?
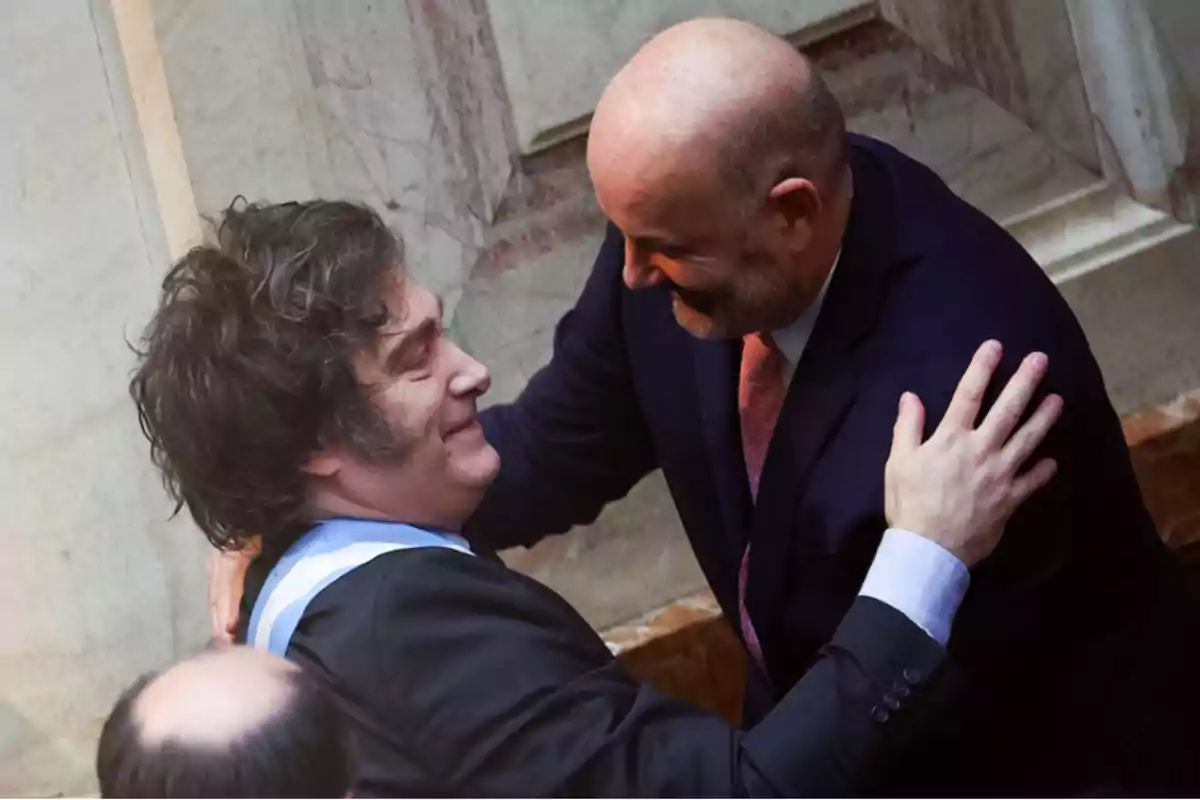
737;332;787;675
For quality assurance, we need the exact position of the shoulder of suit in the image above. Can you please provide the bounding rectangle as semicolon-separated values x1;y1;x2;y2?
294;547;480;620
312;547;579;622
402;550;610;637
344;545;502;593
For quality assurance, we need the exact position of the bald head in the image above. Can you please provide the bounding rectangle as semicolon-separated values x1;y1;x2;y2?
134;646;298;747
97;647;351;797
588;18;851;340
589;17;846;204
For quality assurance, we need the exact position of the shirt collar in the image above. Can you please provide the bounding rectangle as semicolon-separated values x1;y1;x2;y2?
771;249;841;365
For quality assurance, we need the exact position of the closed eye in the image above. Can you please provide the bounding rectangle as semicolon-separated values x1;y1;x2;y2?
386;323;438;376
656;244;689;260
400;342;433;374
630;235;689;261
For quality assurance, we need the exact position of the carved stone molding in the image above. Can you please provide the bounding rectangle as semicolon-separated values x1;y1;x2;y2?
1065;0;1200;224
486;0;875;154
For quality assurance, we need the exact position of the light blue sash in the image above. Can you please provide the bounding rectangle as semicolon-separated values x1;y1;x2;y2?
247;518;473;656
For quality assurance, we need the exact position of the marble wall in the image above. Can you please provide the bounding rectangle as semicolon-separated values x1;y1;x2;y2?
878;0;1099;171
1066;0;1200;224
155;0;514;317
486;0;873;152
0;1;209;794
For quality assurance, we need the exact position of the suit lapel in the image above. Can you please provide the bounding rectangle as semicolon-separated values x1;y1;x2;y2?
692;335;753;560
690;289;865;663
743;149;900;678
623;284;747;607
744;364;859;676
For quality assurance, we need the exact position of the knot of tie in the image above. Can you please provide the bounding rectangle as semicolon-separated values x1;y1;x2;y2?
739;332;786;500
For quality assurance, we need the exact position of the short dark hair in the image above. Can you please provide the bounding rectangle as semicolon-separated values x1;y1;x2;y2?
96;664;351;797
130;199;406;551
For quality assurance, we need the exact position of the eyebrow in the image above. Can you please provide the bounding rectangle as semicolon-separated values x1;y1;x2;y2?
382;295;444;370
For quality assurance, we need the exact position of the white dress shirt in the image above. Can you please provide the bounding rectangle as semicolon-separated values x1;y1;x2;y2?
767;252;969;646
771;252;838;390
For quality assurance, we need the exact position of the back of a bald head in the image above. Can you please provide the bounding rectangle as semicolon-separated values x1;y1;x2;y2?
134;645;300;749
97;647;351;797
590;17;847;199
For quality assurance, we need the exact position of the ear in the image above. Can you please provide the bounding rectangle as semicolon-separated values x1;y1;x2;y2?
302;450;343;478
767;177;822;246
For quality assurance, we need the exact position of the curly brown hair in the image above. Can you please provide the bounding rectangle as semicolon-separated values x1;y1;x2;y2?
130;199;406;550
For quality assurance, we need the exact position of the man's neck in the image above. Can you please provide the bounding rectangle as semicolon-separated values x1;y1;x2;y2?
785;167;850;303
812;166;854;277
307;490;466;535
770;168;852;364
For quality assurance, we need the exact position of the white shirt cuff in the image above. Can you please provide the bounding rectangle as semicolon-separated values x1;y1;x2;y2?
858;527;970;647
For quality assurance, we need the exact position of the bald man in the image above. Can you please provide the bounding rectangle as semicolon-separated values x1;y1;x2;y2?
462;17;1195;795
96;647;350;797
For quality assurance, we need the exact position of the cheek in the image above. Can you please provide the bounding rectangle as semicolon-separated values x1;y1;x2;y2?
745;242;789;280
376;380;441;439
728;250;791;309
663;256;737;294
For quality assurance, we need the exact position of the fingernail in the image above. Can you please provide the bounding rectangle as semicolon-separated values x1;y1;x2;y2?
984;339;1002;359
1028;352;1048;370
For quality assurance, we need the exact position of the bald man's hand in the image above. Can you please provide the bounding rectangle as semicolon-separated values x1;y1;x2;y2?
208;537;259;645
885;340;1062;567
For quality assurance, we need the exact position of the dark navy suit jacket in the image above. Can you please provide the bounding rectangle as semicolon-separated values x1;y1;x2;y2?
470;134;1193;793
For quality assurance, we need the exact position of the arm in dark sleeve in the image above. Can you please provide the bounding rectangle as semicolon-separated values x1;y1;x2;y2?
910;322;1160;635
374;552;954;798
910;343;1080;596
467;225;658;551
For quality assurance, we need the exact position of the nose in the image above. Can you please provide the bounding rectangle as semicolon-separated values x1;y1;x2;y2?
622;239;665;290
448;341;491;397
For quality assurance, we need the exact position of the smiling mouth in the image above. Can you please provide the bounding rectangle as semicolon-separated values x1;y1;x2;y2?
445;417;480;437
671;289;718;317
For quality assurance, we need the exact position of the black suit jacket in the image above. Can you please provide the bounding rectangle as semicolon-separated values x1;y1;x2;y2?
242;547;952;797
471;134;1194;793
